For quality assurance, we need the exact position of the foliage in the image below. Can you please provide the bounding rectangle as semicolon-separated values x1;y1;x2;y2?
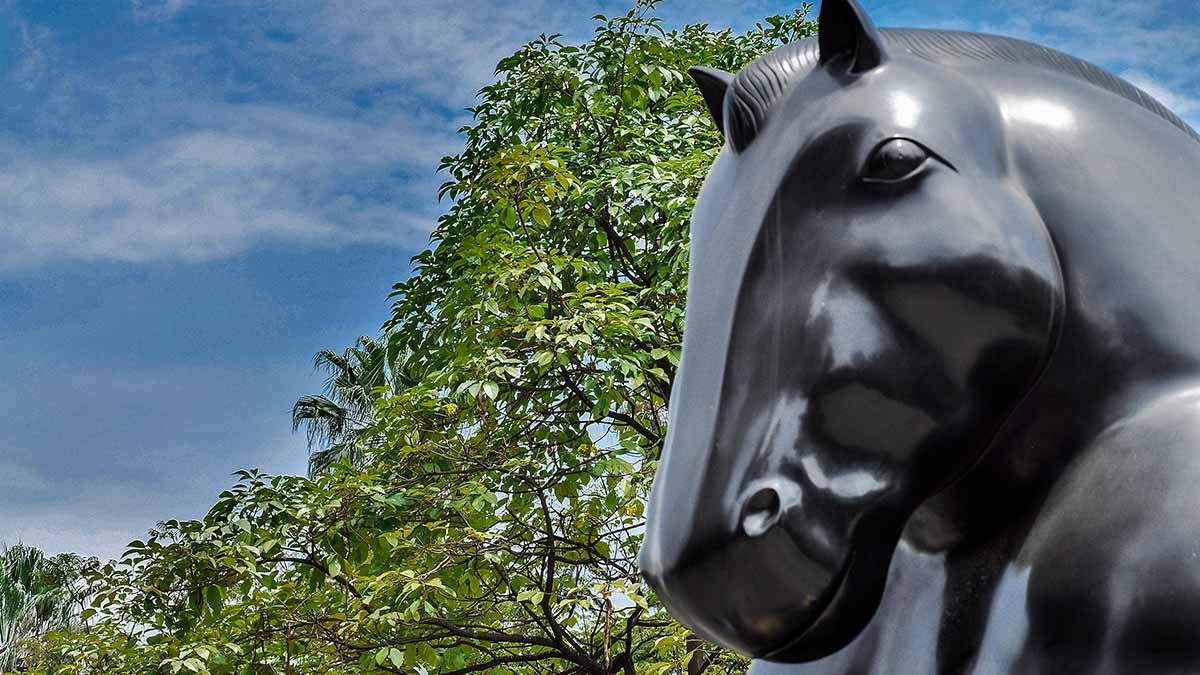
0;544;95;673
25;3;816;674
292;335;423;476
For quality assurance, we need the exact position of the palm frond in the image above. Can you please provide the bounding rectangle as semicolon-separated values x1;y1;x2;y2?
294;334;430;476
0;544;83;671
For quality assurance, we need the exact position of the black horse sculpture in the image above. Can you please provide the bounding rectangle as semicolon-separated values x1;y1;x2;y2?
639;0;1200;673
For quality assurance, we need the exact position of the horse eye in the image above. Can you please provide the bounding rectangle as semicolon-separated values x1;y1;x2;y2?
863;138;930;184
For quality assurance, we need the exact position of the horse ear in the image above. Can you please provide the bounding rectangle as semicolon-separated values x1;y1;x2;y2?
689;66;734;136
818;0;887;73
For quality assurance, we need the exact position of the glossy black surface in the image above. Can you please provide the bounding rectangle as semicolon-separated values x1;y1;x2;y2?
638;0;1200;672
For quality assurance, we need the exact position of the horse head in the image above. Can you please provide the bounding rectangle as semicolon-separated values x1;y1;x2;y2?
639;0;1069;661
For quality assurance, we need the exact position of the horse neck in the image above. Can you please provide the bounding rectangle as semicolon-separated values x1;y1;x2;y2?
908;79;1200;552
1005;77;1200;403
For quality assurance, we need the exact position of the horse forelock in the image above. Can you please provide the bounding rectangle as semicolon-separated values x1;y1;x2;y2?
726;28;1200;152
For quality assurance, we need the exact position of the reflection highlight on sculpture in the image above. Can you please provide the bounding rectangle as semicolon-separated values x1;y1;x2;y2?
637;0;1200;672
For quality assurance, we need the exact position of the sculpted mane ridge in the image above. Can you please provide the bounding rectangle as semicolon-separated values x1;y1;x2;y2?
726;28;1200;151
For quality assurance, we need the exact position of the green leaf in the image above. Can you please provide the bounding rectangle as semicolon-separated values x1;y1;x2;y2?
204;585;223;613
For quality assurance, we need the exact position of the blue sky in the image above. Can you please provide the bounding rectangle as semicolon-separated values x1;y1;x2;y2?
1;0;1197;560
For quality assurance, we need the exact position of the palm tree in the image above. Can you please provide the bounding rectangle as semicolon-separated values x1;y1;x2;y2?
292;335;423;476
0;545;90;672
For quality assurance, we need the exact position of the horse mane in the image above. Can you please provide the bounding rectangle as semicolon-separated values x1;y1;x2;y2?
725;28;1200;151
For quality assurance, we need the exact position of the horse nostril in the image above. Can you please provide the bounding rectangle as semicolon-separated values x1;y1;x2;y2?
741;486;782;537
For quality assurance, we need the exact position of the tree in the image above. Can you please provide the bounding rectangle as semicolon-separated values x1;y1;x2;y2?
0;545;94;672
292;335;423;476
26;3;817;674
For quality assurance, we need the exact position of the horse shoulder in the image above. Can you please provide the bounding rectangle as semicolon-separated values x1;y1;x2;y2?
1016;388;1200;671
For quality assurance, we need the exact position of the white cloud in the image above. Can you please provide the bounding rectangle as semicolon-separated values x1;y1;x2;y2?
10;19;54;90
1;0;814;271
131;0;194;23
0;4;494;270
0;104;459;268
1121;69;1200;118
966;1;1200;132
976;1;1200;99
276;0;793;106
272;0;581;104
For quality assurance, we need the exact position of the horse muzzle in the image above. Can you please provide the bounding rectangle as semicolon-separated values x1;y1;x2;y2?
639;478;850;658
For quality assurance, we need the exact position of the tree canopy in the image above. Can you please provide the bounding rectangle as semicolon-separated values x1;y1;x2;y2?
0;545;94;673
21;3;817;674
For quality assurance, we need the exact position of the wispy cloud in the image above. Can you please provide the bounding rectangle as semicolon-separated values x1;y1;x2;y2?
982;0;1200;67
1;94;461;267
1;1;559;269
279;0;794;106
9;19;54;90
130;0;194;23
269;0;582;104
974;0;1200;126
2;0;814;271
1121;68;1200;123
